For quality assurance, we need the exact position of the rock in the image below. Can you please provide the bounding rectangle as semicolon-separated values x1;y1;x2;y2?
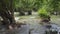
9;25;13;30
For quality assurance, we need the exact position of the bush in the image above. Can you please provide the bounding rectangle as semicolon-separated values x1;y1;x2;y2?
38;8;50;18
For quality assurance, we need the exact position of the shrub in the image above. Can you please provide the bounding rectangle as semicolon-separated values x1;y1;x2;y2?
38;8;50;18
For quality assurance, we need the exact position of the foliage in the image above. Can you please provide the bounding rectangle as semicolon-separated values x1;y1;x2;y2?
38;7;50;18
14;0;36;11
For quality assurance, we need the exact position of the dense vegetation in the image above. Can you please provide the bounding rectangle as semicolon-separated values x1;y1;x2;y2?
0;0;60;28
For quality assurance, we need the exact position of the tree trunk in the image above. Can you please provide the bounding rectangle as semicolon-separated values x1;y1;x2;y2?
9;0;15;24
28;10;32;15
0;0;15;25
18;8;25;16
19;11;25;16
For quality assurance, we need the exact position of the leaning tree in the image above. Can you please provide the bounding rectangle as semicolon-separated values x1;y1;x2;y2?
0;0;16;26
